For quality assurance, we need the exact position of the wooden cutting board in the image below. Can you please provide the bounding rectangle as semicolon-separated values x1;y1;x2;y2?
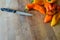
0;0;60;40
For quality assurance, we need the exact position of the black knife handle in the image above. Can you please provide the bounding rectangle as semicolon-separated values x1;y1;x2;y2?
1;8;16;13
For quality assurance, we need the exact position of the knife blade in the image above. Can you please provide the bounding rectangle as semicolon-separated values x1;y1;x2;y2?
0;8;33;16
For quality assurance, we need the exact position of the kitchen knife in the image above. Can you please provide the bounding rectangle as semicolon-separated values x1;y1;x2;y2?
0;8;33;16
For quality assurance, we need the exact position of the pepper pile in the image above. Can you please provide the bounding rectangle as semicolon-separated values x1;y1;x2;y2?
25;0;60;27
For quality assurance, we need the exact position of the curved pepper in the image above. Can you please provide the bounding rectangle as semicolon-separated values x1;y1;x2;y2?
33;4;46;14
44;3;52;11
51;13;60;27
44;15;52;23
44;3;56;11
25;4;35;10
46;10;56;16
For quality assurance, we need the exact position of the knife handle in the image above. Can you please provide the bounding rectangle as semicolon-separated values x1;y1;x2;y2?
1;8;16;13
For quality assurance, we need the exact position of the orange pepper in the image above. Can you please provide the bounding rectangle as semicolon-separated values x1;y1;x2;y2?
33;4;46;14
44;3;52;11
44;15;52;23
46;11;53;16
25;3;35;10
44;3;56;11
46;10;56;16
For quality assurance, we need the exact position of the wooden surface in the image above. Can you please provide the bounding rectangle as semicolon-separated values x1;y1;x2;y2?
0;0;60;40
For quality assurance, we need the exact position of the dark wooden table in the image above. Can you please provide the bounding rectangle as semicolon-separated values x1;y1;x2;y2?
0;0;60;40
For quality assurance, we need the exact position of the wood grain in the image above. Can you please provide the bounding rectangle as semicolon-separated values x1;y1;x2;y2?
0;0;60;40
28;11;57;40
